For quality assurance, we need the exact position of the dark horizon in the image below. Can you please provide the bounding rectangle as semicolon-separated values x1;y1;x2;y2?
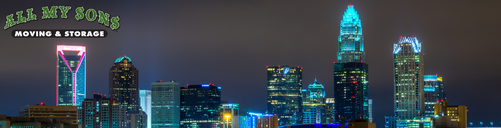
1;0;501;126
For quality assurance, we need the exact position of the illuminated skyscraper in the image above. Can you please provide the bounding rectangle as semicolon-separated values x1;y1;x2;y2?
423;74;446;117
266;65;303;125
57;45;86;106
139;90;151;128
180;84;221;128
393;36;425;126
109;56;139;112
151;81;180;128
220;103;240;128
337;4;364;63
302;78;325;124
325;98;335;124
333;5;369;124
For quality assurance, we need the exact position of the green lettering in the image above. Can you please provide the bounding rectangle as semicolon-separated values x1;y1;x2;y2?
59;6;71;18
86;9;97;21
16;11;27;24
98;11;110;26
75;7;85;20
4;14;16;29
42;6;58;19
110;16;120;30
26;8;37;21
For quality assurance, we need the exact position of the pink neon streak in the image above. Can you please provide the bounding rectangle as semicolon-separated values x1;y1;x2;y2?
73;73;76;106
59;51;74;72
57;45;86;56
75;52;85;72
56;59;58;106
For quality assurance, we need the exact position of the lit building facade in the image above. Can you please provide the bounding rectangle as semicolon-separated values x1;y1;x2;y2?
57;45;86;106
266;65;303;125
325;98;335;124
333;62;369;123
19;104;78;124
180;84;221;128
393;36;425;127
368;99;372;123
434;101;468;128
239;113;278;128
337;5;364;63
151;81;180;128
423;74;446;117
78;94;126;128
220;103;240;128
334;5;369;123
302;78;325;124
109;56;139;112
139;90;151;128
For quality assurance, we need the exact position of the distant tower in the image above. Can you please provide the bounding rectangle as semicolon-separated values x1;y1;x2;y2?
139;90;151;128
266;65;303;125
393;36;424;121
333;5;369;124
57;45;86;106
423;74;445;117
109;55;139;112
302;77;326;124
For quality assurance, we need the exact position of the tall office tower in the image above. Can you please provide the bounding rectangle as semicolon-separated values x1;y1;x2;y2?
423;75;446;117
368;99;373;123
151;81;180;128
325;98;335;124
333;5;369;124
109;55;139;112
393;36;424;126
266;65;303;126
180;84;221;128
302;78;325;124
139;90;151;128
57;45;86;106
220;103;240;128
78;94;126;128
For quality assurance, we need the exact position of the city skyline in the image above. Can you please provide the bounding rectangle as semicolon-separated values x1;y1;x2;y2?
1;0;500;126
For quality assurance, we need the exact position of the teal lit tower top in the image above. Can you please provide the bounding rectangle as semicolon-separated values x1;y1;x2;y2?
337;5;364;63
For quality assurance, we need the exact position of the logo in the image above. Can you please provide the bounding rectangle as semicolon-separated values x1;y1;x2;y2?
5;6;120;38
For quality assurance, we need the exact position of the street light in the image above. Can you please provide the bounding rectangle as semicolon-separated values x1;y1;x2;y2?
225;114;231;128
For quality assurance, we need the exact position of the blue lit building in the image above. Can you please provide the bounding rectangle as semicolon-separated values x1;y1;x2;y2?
109;56;139;112
139;90;151;128
333;5;370;124
180;84;221;128
239;113;278;128
267;65;303;125
423;74;446;117
57;45;86;106
393;36;426;127
302;78;325;124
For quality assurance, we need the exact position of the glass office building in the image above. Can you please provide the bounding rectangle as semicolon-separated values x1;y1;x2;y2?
151;81;180;128
180;84;221;128
266;65;303;125
423;74;446;117
57;45;86;106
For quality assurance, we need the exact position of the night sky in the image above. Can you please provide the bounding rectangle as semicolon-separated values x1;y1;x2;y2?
1;0;501;127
